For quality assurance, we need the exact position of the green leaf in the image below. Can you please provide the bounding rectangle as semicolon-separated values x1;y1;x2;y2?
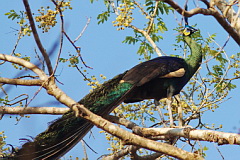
5;10;21;20
97;11;110;24
203;146;208;151
137;45;145;55
122;36;138;45
150;117;155;122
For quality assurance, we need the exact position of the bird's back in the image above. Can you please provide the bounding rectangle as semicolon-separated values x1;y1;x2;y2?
123;56;189;102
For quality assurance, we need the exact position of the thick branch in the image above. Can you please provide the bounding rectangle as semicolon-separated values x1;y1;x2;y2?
0;106;69;115
142;128;240;145
214;0;240;33
107;115;240;145
161;0;240;45
0;77;43;86
43;78;76;108
0;55;75;110
23;0;53;75
72;104;203;160
0;53;48;80
0;55;78;108
106;115;142;134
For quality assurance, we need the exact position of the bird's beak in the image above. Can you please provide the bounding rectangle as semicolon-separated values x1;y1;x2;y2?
183;25;198;36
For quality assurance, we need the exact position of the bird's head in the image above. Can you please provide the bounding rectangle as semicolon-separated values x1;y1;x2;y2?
182;25;198;36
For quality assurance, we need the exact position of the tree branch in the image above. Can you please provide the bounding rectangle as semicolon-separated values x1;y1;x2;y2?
146;1;159;34
0;77;43;86
0;55;78;109
214;0;240;33
72;104;203;160
107;115;240;145
22;0;53;75
129;25;163;56
51;0;65;76
0;53;48;80
101;146;138;160
160;0;240;45
0;106;69;115
0;54;73;111
106;115;142;134
74;17;91;43
102;145;164;160
142;128;240;145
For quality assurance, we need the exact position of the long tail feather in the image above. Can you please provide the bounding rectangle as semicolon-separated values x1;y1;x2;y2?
12;72;134;159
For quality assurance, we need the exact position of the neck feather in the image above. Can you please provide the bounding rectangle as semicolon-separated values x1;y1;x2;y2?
184;36;202;76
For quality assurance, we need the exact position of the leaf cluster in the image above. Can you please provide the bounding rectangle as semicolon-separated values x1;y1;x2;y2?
35;1;72;33
0;131;9;157
5;10;31;36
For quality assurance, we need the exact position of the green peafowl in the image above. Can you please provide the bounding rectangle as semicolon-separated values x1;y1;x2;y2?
12;26;202;159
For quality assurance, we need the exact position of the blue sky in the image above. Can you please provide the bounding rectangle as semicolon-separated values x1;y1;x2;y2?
0;0;239;159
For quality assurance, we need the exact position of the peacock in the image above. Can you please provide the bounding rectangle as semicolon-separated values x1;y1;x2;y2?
12;26;202;159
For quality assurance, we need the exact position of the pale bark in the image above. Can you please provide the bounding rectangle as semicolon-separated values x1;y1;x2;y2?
0;106;69;115
106;115;240;145
130;25;163;56
214;0;240;33
72;104;204;160
0;53;48;80
142;128;240;145
0;77;43;86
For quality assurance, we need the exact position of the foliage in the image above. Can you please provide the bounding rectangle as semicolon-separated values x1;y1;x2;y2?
35;1;72;33
96;0;172;60
97;11;110;25
5;10;31;36
1;0;239;159
0;131;9;157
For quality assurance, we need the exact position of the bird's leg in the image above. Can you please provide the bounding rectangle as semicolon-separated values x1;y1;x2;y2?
166;97;174;127
154;99;167;128
175;95;183;127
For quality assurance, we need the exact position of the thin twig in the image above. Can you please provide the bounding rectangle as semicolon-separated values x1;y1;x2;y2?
63;31;93;69
108;0;119;16
130;25;163;56
82;139;98;154
214;143;225;159
74;64;91;83
81;140;88;159
202;35;230;64
133;0;149;17
51;0;65;75
0;29;22;65
5;94;28;106
146;1;159;34
26;86;44;108
34;48;45;71
74;17;91;43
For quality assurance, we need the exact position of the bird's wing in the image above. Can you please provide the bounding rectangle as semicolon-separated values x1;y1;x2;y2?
122;56;186;86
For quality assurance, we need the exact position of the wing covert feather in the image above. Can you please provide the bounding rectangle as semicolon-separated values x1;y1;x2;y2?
122;56;186;86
